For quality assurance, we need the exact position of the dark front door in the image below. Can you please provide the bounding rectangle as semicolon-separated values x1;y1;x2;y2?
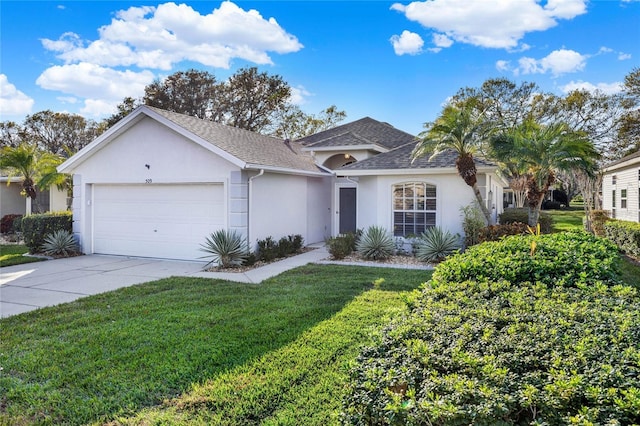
339;187;357;234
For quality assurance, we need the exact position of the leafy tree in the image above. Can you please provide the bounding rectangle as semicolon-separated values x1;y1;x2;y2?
0;121;22;149
0;143;64;213
619;67;640;155
103;96;141;129
270;104;347;139
490;119;599;226
217;67;291;133
143;69;220;120
22;110;98;156
412;100;495;225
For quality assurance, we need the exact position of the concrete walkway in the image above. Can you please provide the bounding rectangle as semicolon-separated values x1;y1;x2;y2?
0;246;330;318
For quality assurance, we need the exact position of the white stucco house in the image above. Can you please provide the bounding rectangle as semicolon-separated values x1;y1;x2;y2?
602;150;640;222
58;106;505;261
0;177;67;218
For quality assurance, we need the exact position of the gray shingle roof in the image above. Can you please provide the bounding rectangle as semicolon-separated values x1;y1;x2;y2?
147;106;324;174
297;117;416;150
338;142;496;171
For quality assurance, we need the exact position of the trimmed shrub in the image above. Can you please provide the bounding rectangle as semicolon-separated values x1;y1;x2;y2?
342;280;640;425
42;230;78;257
256;236;278;262
499;207;552;233
200;229;248;268
478;222;528;243
256;234;304;262
342;232;638;425
21;211;72;253
415;227;460;263
605;220;640;257
1;214;22;234
326;233;358;260
432;231;620;289
356;226;395;261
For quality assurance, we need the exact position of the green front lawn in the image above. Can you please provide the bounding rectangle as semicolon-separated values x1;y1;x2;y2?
548;207;585;232
0;264;430;425
0;244;45;267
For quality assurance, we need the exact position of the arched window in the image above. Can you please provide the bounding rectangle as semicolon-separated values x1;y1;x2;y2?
392;182;436;237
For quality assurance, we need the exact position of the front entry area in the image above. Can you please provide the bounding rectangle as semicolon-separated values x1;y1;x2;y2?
339;187;357;234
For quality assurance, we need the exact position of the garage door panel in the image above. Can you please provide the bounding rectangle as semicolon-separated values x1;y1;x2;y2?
92;184;225;260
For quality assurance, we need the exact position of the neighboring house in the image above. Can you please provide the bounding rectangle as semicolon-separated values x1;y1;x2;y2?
0;177;67;218
602;150;640;222
298;118;506;239
58;106;505;261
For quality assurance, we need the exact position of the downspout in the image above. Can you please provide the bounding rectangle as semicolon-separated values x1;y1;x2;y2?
247;169;265;251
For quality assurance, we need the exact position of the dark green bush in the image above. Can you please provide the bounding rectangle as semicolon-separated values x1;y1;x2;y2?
499;208;552;233
21;211;72;253
478;222;528;243
256;234;304;262
342;280;640;425
433;231;620;288
605;220;640;257
326;233;358;260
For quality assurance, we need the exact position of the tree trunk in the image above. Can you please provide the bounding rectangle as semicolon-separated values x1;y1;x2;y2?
472;183;494;225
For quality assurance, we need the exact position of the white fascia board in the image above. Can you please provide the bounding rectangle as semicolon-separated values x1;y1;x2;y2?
602;157;640;173
244;163;331;177
301;144;389;153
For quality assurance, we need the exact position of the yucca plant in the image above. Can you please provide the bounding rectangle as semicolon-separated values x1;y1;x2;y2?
42;229;78;257
200;229;248;268
356;226;395;261
416;226;460;263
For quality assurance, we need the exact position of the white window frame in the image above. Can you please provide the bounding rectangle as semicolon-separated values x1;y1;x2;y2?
392;182;436;237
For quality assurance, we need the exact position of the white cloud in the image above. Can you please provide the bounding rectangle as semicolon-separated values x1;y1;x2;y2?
36;63;155;117
432;33;453;48
619;52;632;60
390;30;424;55
289;86;312;105
41;1;303;70
560;80;623;95
391;0;586;50
495;60;511;72
0;74;34;116
515;49;587;76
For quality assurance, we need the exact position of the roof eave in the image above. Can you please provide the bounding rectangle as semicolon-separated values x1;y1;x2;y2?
244;164;331;177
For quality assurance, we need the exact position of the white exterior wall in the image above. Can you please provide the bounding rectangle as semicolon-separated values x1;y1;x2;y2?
249;173;332;250
0;183;26;217
68;117;241;254
354;173;479;238
49;186;68;212
602;165;640;222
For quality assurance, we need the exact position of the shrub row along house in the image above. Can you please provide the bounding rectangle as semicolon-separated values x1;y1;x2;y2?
55;105;506;261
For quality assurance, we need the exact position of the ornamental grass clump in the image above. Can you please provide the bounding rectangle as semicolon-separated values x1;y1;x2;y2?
415;226;460;263
356;226;395;261
200;229;248;268
42;229;78;257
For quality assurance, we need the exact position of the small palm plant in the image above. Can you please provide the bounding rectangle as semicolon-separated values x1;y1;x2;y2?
416;226;460;263
200;229;248;268
42;230;78;257
356;226;395;261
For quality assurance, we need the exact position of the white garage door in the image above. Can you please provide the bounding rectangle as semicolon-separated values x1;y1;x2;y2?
92;184;225;260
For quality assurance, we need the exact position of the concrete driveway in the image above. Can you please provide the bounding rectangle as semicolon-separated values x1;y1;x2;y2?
0;246;332;318
0;255;208;318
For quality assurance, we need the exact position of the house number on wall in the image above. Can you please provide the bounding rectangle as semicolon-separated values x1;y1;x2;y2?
145;179;153;184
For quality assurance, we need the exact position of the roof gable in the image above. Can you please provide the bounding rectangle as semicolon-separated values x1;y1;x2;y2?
297;117;416;150
60;106;325;175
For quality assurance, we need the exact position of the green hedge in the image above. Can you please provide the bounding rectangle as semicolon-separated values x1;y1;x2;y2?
21;211;73;253
433;231;620;288
342;232;639;425
499;208;553;233
605;220;640;257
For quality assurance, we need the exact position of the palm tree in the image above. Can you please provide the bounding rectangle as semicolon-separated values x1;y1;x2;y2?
412;101;495;225
490;119;599;227
0;143;64;214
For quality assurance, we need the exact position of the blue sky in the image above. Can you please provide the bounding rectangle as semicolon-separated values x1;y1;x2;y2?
1;0;639;135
